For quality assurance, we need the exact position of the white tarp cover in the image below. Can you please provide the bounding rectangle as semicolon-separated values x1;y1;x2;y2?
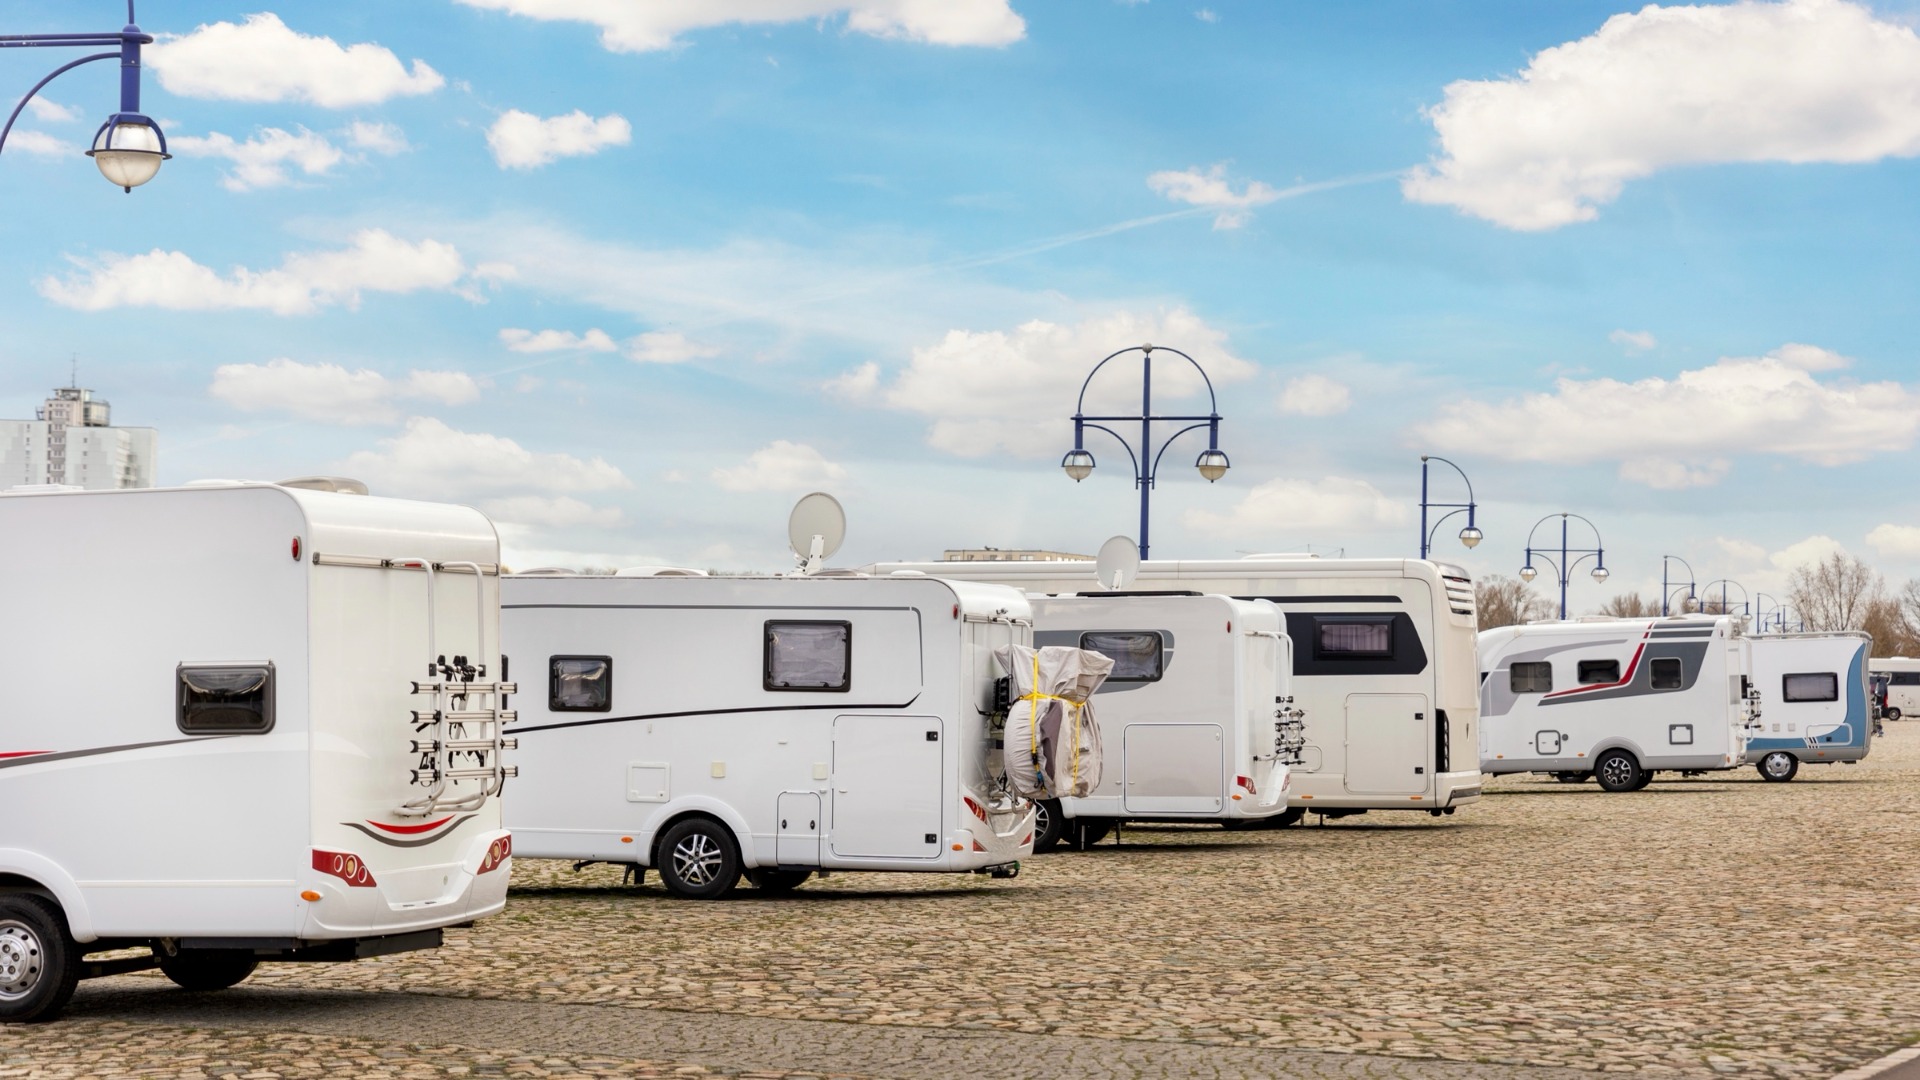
996;644;1113;799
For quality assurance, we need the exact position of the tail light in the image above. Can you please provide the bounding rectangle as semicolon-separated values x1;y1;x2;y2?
972;839;986;852
312;849;377;888
1234;774;1257;796
962;796;989;823
478;835;512;875
1020;832;1033;846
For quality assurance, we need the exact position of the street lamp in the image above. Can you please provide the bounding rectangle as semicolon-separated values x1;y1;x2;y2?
1;2;170;191
1062;343;1228;561
1417;454;1481;559
1660;554;1697;617
1701;578;1750;618
1521;512;1609;620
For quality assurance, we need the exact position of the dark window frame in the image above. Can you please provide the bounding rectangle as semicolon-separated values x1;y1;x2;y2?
1650;657;1684;691
549;654;614;713
1782;671;1840;703
176;661;276;735
1311;615;1396;660
1509;661;1553;694
763;620;853;693
1079;630;1165;682
1577;659;1622;685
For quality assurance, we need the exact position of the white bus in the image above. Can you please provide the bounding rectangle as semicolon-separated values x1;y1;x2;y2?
0;481;513;1022
1868;657;1920;721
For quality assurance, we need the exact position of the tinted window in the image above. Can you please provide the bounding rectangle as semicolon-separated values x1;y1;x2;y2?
550;656;612;712
1510;662;1552;693
1890;672;1920;686
1080;631;1163;681
1783;672;1839;703
1577;659;1621;684
1316;617;1393;658
177;663;275;734
1651;657;1683;690
765;621;851;692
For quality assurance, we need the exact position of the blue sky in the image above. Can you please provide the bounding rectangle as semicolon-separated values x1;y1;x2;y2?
4;0;1920;615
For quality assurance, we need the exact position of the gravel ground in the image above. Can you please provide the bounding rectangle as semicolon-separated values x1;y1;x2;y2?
5;723;1917;1077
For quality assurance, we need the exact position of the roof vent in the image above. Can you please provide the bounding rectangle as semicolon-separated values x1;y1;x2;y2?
614;566;709;577
277;476;369;495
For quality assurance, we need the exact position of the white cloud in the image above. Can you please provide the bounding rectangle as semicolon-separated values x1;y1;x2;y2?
1404;0;1920;230
499;328;617;353
209;359;479;425
1147;163;1280;229
1610;329;1657;353
1278;374;1351;416
626;330;721;364
1771;535;1846;571
340;416;631;497
453;0;1025;52
1868;523;1920;560
170;127;346;192
1414;344;1919;487
480;494;623;528
1183;476;1410;537
1716;537;1769;566
345;120;409;155
5;131;70;158
38;229;492;316
1194;8;1219;22
712;440;848;493
487;109;632;169
25;98;77;123
826;361;882;400
883;308;1256;458
150;13;444;107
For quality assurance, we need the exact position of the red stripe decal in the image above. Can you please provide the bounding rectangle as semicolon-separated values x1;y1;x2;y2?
0;752;49;759
364;815;455;835
1544;631;1651;699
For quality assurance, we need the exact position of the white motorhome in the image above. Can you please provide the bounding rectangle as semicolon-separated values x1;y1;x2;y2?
1868;657;1920;720
499;572;1037;898
1021;592;1304;849
866;558;1482;819
0;481;513;1022
1744;632;1873;782
1478;615;1755;791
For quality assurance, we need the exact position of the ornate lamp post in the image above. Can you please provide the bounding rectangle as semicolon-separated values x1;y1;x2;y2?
1661;555;1698;617
1;2;170;191
1061;343;1227;561
1701;578;1750;618
1520;512;1609;620
1417;455;1482;559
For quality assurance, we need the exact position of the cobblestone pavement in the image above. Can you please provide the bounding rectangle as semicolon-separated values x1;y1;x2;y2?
7;725;1918;1077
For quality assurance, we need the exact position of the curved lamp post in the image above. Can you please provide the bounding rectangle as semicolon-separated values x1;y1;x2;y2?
1521;512;1609;620
1701;578;1750;618
1754;592;1782;632
1;2;170;191
1418;455;1482;559
1661;554;1698;617
1061;343;1227;561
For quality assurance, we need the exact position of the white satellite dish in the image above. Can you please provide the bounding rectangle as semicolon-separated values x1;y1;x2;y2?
788;492;847;575
1095;535;1140;591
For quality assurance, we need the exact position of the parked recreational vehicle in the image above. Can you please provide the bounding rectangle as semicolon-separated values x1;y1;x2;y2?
0;481;514;1022
1022;592;1305;849
499;572;1037;898
1478;615;1756;791
1743;632;1872;781
866;557;1481;818
1868;657;1920;720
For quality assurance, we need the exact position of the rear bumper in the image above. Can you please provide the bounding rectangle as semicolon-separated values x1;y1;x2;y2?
299;829;510;939
946;804;1036;870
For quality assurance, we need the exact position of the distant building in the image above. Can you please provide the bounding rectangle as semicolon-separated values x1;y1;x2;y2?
0;385;157;490
941;547;1093;562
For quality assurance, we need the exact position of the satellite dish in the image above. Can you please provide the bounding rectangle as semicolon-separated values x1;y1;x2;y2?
788;492;847;574
1095;535;1140;591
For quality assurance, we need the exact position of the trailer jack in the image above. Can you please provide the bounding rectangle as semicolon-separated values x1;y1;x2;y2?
984;862;1020;879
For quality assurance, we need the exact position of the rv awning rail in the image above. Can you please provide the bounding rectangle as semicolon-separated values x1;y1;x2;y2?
311;552;501;575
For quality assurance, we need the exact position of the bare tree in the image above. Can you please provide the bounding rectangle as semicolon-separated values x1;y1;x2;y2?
1786;552;1884;632
1477;574;1554;630
1593;592;1657;618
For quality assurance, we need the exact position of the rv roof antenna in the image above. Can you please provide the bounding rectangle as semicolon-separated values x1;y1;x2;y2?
787;491;846;575
1094;535;1140;591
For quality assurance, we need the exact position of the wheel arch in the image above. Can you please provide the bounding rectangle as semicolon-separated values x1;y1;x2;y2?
0;852;92;942
645;802;754;870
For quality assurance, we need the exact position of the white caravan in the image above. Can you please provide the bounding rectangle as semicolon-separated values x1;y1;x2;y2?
1021;592;1304;848
866;558;1482;819
1744;632;1873;782
0;481;513;1022
499;572;1037;898
1868;657;1920;720
1478;615;1756;792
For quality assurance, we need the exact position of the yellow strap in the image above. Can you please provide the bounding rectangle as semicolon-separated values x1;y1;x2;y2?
1019;650;1086;795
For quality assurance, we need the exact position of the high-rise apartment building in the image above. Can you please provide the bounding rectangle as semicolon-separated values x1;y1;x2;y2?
0;384;157;490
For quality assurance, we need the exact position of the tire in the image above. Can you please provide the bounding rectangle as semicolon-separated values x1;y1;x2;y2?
656;818;741;900
1758;751;1800;783
1031;799;1066;854
1887;707;1902;721
1631;769;1655;791
0;894;79;1024
157;949;258;992
1593;750;1644;793
745;869;811;893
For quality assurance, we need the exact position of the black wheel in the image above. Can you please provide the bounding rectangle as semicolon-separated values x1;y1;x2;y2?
1071;820;1113;850
1266;806;1307;828
157;949;258;992
656;818;741;900
745;869;811;893
1887;707;1902;721
1031;799;1066;854
1758;751;1800;783
1631;768;1655;791
1593;750;1644;793
0;894;79;1023
1552;772;1589;784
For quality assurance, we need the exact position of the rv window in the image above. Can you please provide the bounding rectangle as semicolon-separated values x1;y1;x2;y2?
1577;659;1621;685
176;663;275;734
765;621;852;692
549;656;612;712
1314;617;1393;658
1783;672;1839;703
1651;658;1683;690
1509;662;1552;694
1080;631;1164;681
1890;672;1920;686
